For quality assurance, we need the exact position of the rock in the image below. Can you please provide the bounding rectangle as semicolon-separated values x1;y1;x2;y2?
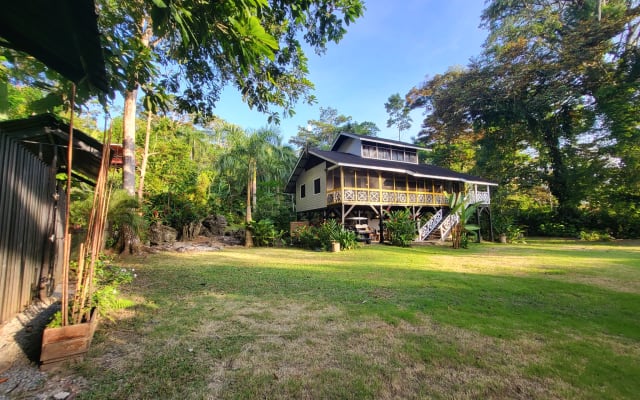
53;392;71;400
202;215;227;236
199;226;212;238
148;223;178;245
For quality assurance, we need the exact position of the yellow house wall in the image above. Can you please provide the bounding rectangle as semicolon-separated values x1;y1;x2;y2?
295;161;327;212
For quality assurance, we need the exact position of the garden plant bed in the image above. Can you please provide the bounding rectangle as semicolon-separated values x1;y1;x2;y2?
40;308;99;371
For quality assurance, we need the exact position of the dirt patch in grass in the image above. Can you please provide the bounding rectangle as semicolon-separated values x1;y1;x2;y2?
169;295;574;399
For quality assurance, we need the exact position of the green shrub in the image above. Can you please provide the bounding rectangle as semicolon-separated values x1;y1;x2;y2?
47;255;135;328
506;224;527;244
251;219;285;246
296;225;321;250
539;222;578;238
293;220;358;251
579;230;614;241
385;210;416;247
333;228;358;250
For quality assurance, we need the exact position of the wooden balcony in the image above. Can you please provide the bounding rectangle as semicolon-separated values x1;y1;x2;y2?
327;188;449;207
327;188;491;207
466;190;491;205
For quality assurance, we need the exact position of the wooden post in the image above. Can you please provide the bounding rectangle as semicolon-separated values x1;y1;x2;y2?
379;204;384;243
61;83;76;326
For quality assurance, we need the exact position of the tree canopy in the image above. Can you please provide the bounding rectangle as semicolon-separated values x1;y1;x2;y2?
289;106;379;150
406;0;640;237
384;93;412;141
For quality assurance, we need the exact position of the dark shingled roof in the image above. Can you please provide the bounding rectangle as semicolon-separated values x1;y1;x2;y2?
285;147;497;193
331;132;423;151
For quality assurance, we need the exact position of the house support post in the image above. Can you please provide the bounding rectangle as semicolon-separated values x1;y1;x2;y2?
379;204;384;243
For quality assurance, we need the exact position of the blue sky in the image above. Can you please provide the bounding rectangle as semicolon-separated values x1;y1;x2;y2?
213;0;489;143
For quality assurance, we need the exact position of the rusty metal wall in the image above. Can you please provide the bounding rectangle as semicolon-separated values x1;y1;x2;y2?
0;135;61;324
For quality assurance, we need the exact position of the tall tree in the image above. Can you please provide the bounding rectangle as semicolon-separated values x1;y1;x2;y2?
384;93;412;141
405;0;640;236
289;106;379;150
98;0;365;195
218;125;296;246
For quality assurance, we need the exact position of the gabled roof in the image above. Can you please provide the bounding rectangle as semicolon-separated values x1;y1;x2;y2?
0;114;106;182
285;147;497;193
330;132;424;151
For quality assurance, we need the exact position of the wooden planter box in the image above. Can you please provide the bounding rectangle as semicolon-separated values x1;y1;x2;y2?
40;308;98;370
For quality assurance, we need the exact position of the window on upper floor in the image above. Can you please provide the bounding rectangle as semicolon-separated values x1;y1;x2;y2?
362;144;377;158
314;178;321;194
300;184;306;198
392;149;404;161
361;142;418;164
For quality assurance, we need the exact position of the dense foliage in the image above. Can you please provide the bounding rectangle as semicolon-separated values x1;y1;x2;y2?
406;0;640;238
384;209;417;247
293;220;357;251
289;107;380;150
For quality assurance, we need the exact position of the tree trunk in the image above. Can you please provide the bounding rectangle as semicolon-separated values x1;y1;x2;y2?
542;125;570;212
137;110;152;200
245;165;254;247
118;223;141;254
251;159;257;211
451;224;461;249
123;88;138;196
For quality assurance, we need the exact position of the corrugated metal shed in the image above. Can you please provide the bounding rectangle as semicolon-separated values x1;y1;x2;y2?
0;114;104;324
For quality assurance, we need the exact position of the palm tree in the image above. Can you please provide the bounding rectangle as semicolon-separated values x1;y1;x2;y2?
218;125;294;247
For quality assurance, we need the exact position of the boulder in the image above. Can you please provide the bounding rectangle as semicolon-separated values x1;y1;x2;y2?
202;215;227;236
149;223;178;245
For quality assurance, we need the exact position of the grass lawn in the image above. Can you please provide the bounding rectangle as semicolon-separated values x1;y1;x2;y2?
77;239;640;399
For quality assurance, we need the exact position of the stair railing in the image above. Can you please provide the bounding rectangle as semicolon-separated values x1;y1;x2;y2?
418;209;443;241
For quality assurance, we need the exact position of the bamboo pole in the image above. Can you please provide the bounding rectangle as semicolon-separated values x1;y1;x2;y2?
61;84;76;326
75;126;112;323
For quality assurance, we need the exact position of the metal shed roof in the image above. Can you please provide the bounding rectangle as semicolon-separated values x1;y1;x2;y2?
0;114;105;182
0;0;108;92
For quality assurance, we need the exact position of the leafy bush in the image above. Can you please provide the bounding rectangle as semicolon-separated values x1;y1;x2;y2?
318;219;341;250
460;231;477;249
579;230;614;242
293;220;358;251
47;255;135;328
93;257;136;320
296;225;321;250
252;219;285;246
385;210;416;247
505;224;526;244
332;227;358;250
539;222;578;238
144;192;207;234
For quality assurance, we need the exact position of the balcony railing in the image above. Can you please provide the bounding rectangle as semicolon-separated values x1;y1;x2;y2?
327;188;491;207
466;190;491;205
327;188;448;206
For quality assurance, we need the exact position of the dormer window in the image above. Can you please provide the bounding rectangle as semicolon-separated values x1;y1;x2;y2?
361;141;417;164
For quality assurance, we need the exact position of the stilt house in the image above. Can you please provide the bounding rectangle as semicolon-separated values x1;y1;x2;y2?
285;133;497;242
